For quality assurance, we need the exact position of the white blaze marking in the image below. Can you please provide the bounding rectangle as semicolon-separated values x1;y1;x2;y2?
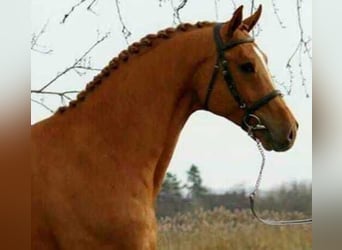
253;46;276;88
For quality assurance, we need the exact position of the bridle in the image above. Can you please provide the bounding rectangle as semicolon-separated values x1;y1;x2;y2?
205;23;312;226
204;23;282;134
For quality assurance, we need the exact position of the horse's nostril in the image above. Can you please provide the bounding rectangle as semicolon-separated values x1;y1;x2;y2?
288;129;295;142
295;121;299;129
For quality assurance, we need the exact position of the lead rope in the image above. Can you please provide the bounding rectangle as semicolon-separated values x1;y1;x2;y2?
248;130;312;225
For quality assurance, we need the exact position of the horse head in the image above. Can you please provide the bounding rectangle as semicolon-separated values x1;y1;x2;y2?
194;5;298;152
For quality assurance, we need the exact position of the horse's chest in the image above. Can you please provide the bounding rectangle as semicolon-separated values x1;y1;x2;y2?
72;198;157;249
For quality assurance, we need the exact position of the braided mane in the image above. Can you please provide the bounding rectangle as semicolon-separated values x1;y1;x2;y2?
57;21;213;114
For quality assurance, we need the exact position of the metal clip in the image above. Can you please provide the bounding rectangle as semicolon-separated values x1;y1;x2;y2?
243;114;265;130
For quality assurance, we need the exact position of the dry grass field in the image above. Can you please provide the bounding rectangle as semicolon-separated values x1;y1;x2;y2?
158;207;312;250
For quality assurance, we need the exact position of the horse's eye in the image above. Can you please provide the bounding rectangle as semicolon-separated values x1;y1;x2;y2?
240;62;255;73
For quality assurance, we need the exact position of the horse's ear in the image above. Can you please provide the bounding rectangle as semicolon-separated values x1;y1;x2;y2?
225;5;243;38
242;4;262;32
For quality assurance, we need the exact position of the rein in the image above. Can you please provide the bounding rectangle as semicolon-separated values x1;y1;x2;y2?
248;131;313;226
205;23;312;226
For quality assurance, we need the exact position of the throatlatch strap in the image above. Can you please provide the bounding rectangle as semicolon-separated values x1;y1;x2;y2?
214;23;251;109
204;58;220;110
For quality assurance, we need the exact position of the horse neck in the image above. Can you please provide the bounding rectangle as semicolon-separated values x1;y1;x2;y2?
56;27;211;196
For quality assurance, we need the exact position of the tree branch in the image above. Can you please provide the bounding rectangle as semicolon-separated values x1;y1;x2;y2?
250;0;255;16
61;0;99;24
230;0;237;10
87;0;99;13
158;0;168;7
174;0;188;23
61;0;87;24
31;21;53;55
31;98;54;113
114;0;132;44
214;0;219;20
33;32;110;93
31;90;80;105
271;0;286;29
285;0;311;97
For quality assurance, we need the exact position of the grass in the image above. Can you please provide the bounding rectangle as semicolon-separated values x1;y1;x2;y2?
158;207;312;250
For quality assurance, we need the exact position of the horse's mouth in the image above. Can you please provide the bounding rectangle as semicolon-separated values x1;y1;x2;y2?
272;142;293;152
252;128;293;152
252;129;273;151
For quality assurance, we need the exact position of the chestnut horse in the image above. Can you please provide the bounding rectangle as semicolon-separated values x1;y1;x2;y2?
32;5;298;250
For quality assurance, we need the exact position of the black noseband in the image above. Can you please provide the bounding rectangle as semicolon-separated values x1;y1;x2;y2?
204;23;283;134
